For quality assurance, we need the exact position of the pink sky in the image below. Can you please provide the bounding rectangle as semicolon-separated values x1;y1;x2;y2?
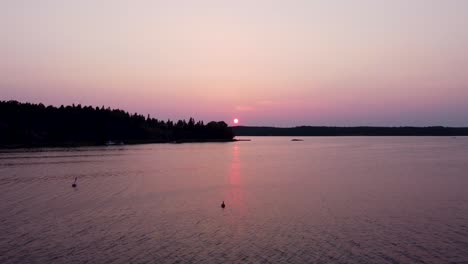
1;0;468;126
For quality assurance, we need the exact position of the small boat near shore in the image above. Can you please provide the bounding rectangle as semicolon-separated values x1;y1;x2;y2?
106;140;124;146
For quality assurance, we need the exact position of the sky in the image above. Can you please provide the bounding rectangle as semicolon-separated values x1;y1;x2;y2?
1;0;467;126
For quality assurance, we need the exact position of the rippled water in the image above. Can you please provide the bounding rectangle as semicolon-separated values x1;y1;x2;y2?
1;137;468;263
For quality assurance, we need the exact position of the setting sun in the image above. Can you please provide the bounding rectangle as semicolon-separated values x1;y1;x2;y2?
233;118;239;124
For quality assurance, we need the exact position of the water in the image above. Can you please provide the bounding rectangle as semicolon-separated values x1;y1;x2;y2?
1;137;468;263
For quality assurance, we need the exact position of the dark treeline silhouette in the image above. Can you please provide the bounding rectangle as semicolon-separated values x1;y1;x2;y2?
233;126;468;136
0;101;234;148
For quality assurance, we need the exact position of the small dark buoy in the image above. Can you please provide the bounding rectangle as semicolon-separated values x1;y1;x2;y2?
221;201;225;209
72;177;78;188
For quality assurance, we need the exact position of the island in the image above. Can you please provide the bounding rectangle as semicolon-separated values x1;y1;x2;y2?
0;101;234;148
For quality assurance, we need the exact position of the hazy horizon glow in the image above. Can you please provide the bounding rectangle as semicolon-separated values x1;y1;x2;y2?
1;0;468;126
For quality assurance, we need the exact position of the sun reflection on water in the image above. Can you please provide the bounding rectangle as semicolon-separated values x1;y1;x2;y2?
225;143;246;216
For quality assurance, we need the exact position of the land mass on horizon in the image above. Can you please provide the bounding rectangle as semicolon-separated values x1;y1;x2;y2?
2;100;468;149
0;101;234;148
233;126;468;137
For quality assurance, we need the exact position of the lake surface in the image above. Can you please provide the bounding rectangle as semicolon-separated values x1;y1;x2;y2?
1;137;468;263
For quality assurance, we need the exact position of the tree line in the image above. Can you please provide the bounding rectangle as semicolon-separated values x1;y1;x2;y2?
232;126;468;136
0;101;234;147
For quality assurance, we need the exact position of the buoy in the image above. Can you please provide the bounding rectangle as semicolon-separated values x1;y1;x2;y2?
221;201;225;209
72;177;78;188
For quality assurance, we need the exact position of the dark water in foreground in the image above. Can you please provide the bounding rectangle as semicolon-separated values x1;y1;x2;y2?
1;137;468;264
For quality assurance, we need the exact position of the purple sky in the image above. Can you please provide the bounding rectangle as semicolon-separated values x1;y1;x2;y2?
1;0;467;126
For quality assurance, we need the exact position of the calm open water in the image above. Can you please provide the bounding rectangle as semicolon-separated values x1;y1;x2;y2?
1;137;468;264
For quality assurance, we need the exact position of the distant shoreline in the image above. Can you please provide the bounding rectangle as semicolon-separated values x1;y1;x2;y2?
233;126;468;137
0;101;235;148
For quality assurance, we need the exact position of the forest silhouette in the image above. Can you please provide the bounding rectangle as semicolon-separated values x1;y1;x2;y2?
233;126;468;136
0;101;234;148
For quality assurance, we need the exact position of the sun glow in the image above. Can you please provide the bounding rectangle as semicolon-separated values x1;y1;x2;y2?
233;118;239;124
